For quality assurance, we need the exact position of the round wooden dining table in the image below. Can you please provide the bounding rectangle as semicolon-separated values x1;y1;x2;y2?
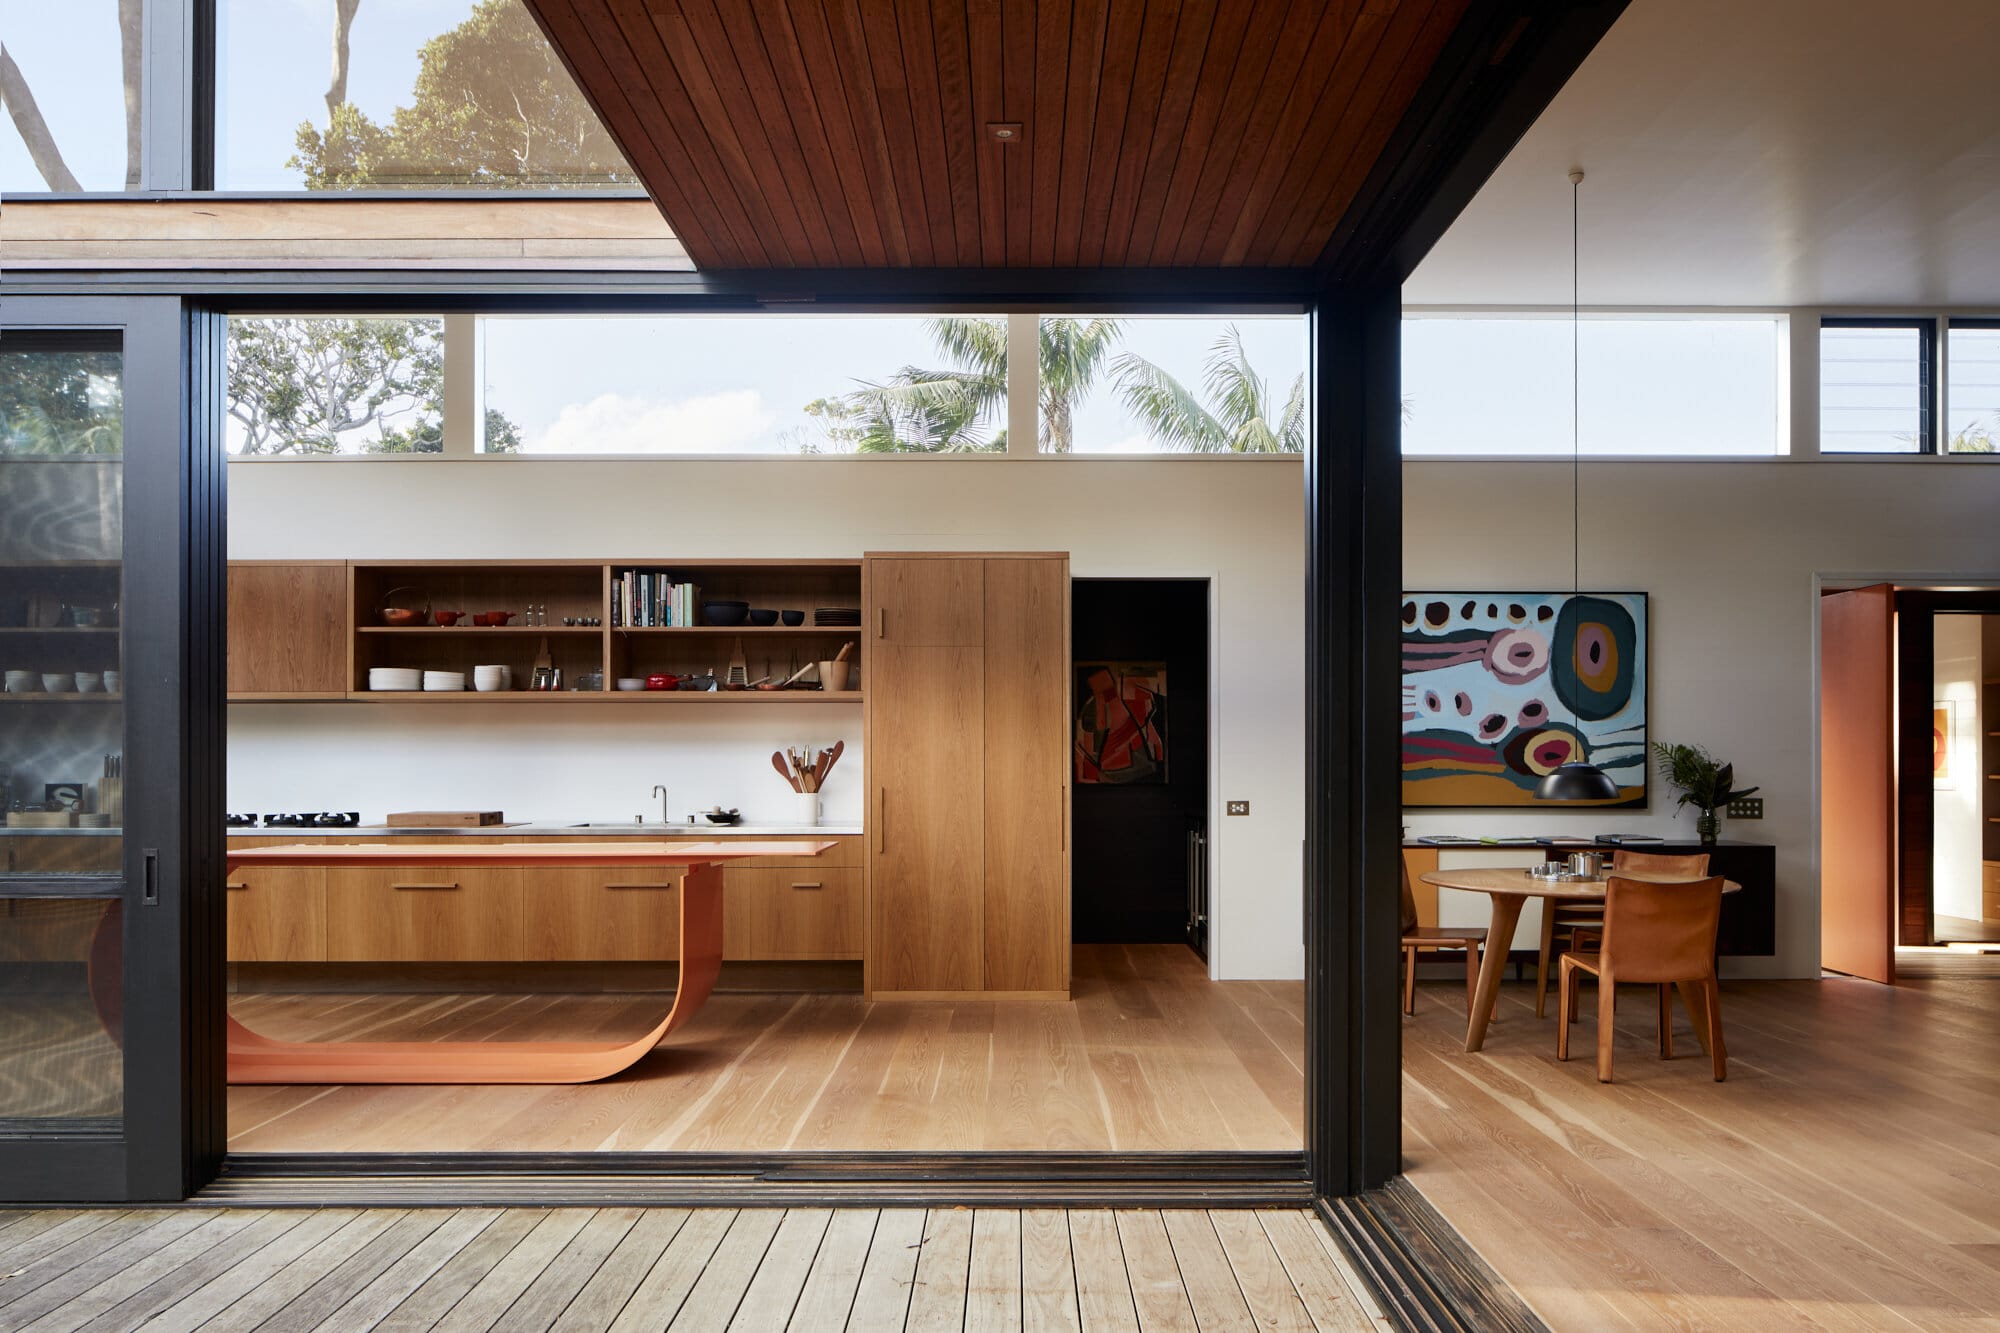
1419;867;1739;1052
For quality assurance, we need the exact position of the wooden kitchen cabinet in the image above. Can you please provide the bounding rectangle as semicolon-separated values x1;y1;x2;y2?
322;865;525;962
725;867;864;960
516;866;684;962
226;866;325;962
227;562;349;698
864;553;1070;997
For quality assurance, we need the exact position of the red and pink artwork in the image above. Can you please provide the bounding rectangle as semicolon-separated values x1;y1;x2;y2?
1075;662;1167;785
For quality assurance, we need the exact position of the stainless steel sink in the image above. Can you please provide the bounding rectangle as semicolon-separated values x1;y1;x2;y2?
566;822;686;829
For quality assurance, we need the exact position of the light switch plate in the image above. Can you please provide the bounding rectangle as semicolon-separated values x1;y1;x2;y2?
1226;800;1250;816
1726;796;1763;819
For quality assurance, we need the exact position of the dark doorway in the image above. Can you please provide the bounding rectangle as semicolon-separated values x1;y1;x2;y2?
1070;579;1210;953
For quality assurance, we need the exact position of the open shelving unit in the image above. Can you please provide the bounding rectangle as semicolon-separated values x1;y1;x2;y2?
230;559;865;707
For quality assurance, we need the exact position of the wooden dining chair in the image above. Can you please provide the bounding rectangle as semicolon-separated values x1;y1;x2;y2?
1400;856;1492;1018
1558;874;1727;1082
1536;850;1709;1017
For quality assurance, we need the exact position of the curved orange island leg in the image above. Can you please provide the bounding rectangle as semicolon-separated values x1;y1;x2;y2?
226;860;726;1085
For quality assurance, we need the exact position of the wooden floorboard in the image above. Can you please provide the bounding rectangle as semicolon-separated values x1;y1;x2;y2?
225;945;1302;1154
0;1206;1385;1332
1401;974;2000;1331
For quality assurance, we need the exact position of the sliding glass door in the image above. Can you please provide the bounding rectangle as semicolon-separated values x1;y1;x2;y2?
0;297;225;1200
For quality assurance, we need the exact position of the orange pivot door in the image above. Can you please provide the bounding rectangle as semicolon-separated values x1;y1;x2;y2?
1820;585;1895;983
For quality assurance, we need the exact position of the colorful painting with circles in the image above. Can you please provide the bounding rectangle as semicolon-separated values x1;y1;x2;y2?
1401;592;1648;808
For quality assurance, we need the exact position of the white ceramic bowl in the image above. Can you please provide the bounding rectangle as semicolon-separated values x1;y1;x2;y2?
423;671;467;692
616;677;647;691
73;672;102;693
41;673;74;693
368;667;423;691
5;670;37;694
102;670;122;693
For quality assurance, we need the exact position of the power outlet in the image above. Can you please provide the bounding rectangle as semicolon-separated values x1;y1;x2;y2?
1726;796;1763;819
1226;800;1251;816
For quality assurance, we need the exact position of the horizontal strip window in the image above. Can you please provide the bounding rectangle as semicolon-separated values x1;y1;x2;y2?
1946;319;2000;456
1820;317;1935;455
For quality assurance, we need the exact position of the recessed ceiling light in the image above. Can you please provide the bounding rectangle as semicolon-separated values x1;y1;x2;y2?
986;123;1022;143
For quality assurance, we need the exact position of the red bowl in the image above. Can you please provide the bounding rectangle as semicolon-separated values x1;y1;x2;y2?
645;673;679;691
433;610;465;626
381;608;423;626
473;611;516;627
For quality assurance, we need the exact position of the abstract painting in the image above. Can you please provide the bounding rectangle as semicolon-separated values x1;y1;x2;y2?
1075;662;1167;784
1934;703;1955;787
1401;592;1648;808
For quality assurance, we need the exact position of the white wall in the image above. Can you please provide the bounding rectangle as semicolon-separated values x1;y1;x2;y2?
227;457;1308;980
1933;616;1985;923
1403;459;2000;978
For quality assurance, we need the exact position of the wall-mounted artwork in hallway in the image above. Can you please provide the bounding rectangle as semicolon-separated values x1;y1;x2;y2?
1074;662;1167;785
1400;592;1648;808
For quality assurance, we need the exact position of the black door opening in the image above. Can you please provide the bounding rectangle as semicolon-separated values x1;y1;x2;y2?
1070;578;1210;956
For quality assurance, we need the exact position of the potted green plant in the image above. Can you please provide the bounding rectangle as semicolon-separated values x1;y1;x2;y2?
1651;742;1759;844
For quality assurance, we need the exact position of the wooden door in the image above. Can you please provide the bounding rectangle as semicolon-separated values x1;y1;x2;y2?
869;643;986;991
983;558;1069;992
869;558;985;646
227;562;348;696
1821;585;1896;983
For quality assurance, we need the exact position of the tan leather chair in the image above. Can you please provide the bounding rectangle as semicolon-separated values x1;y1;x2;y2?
1400;857;1492;1018
1558;874;1727;1083
1536;850;1709;1017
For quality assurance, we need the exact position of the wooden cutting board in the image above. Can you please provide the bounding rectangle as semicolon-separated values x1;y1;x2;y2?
385;811;505;827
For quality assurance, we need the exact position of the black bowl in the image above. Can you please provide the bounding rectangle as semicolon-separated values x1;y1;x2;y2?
748;608;779;626
703;810;742;825
780;609;805;626
701;600;750;626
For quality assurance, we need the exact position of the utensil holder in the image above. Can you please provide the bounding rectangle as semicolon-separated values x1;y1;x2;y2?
816;660;850;692
796;793;822;827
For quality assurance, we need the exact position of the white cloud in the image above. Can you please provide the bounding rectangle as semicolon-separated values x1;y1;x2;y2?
526;390;777;454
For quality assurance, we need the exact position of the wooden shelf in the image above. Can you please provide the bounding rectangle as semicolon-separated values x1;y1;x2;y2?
346;689;863;703
230;691;348;702
614;626;861;635
0;693;122;703
356;626;602;635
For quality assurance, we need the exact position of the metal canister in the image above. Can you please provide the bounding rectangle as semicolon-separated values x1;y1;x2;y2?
1567;851;1606;879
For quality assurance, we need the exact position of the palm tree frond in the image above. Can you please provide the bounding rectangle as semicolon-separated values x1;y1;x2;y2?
1111;351;1230;451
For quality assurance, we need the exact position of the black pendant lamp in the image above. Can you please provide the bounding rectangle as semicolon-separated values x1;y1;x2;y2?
1536;169;1621;804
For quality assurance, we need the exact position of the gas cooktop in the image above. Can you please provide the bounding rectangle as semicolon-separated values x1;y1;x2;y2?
228;812;362;829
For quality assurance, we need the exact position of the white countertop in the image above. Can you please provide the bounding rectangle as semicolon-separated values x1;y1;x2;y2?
227;821;861;838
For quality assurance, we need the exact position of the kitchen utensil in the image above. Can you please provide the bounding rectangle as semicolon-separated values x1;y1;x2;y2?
367;667;424;691
617;677;648;691
772;660;818;690
701;600;750;626
834;641;854;664
473;665;508;693
70;606;110;628
748;608;779;626
41;672;74;693
772;751;800;791
726;637;749;688
1566;851;1606;879
818;739;845;787
379;586;428;626
433;610;465;626
678;672;718;691
642;673;676;691
703;808;743;825
816;659;850;692
795;792;822;826
780;610;804;626
102;670;121;693
473;611;517;627
4;670;35;694
530;636;555;690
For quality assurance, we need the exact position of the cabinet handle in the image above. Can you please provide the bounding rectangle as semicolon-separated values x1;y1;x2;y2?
226;881;248;891
791;881;823;891
391;881;459;891
877;607;887;639
877;788;885;853
606;882;675;891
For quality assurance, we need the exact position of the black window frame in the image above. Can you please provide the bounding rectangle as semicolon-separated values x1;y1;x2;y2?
1819;315;1937;456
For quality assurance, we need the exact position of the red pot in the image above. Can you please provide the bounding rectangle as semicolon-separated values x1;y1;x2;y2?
645;673;679;691
473;611;516;627
433;610;465;626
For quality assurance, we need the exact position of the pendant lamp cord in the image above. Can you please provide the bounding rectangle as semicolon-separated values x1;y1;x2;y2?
1570;168;1582;603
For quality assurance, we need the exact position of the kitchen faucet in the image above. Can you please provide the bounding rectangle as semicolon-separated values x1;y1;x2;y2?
651;784;670;826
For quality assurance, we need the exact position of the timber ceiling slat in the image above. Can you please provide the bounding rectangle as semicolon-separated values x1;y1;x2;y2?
1246;2;1403;268
1168;0;1322;267
532;0;733;266
593;0;772;265
1027;0;1073;268
1075;3;1146;267
928;3;983;266
1122;0;1228;266
526;0;1482;268
756;4;887;266
970;2;1009;266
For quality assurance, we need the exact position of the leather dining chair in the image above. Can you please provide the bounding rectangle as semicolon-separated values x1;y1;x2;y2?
1400;856;1493;1018
1536;849;1710;1018
1557;874;1727;1082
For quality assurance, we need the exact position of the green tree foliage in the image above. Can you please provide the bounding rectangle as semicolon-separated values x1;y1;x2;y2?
226;318;525;455
0;348;123;455
1111;324;1305;453
290;0;634;190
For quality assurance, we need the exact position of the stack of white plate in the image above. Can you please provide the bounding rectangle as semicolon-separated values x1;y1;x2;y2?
367;667;423;692
472;664;511;693
423;670;467;692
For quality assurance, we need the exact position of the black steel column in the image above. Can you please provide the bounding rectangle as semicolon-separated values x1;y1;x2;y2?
1304;285;1404;1196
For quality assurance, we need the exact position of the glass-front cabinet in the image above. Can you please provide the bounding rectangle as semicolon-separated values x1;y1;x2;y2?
1;300;222;1200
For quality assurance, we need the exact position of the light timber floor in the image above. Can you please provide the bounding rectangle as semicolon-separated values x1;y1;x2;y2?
227;945;1303;1154
1400;974;2000;1331
0;1205;1388;1332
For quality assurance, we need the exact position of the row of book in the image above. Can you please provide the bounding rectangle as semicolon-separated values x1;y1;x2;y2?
612;571;701;628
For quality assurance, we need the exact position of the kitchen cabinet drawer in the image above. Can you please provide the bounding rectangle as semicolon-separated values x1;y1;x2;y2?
226;867;325;962
724;867;863;960
517;866;683;962
323;865;523;962
1984;862;2000;896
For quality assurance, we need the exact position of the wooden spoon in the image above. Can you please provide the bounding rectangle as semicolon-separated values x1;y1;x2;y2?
771;751;799;792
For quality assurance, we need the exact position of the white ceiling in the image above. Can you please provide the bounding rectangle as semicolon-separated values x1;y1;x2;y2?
1404;0;2000;309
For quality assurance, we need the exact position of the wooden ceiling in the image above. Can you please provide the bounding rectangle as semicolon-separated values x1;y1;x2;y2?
525;0;1472;270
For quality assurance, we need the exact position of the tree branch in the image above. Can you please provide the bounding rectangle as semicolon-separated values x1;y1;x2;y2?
0;44;83;192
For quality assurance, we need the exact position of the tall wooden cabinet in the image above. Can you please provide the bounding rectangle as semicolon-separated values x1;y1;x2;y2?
864;553;1070;998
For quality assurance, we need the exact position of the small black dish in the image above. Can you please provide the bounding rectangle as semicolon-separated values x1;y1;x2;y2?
779;609;805;626
701;600;750;627
703;809;743;825
748;608;779;626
